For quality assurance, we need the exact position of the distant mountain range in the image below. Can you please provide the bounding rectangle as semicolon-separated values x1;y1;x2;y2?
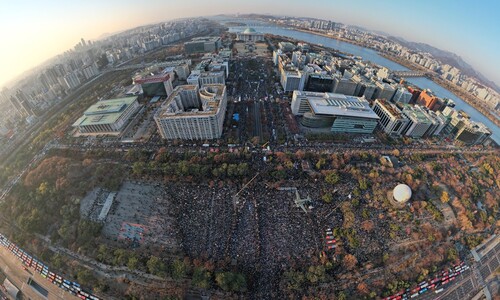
388;36;500;93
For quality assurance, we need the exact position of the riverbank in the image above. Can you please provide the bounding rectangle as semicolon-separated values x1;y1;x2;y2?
379;53;500;128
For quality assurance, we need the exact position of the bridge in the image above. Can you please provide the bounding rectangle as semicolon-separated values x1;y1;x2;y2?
391;70;431;78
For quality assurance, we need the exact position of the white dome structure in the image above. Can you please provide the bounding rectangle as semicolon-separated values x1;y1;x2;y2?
393;184;412;203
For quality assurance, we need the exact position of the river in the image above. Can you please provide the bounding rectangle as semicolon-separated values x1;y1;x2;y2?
221;20;500;143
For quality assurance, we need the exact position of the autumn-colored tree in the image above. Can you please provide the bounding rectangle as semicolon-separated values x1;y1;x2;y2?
343;254;357;270
357;281;370;295
440;191;450;203
361;220;374;232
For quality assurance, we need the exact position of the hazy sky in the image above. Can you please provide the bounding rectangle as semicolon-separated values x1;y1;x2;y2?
0;0;499;88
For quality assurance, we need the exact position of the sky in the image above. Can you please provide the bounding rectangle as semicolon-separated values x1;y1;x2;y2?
0;0;499;88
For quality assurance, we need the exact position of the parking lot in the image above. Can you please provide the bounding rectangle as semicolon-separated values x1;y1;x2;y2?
101;181;179;250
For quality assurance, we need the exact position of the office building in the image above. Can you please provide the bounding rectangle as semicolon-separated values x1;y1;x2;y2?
133;65;174;97
400;105;434;138
281;70;306;92
198;71;225;86
352;75;376;99
372;99;410;136
374;82;396;101
444;108;491;145
291;91;379;134
392;87;412;104
416;89;443;111
236;28;264;42
332;77;357;96
306;74;335;92
72;97;141;136
184;37;221;54
154;84;227;140
454;120;491;145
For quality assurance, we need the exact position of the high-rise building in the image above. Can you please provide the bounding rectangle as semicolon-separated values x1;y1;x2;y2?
444;108;491;145
400;105;434;138
374;82;396;101
133;65;174;97
154;84;227;140
352;75;377;99
82;64;100;80
454;121;491;145
372;99;410;136
392;87;412;104
306;74;335;92
332;77;357;96
63;72;81;90
281;70;306;92
416;89;442;111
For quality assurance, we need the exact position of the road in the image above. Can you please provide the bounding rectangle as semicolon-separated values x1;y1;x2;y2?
0;247;79;300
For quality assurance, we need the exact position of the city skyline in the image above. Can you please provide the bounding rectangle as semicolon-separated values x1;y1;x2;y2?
0;0;499;89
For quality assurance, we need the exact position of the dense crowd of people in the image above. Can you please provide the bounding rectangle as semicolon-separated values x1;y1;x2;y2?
166;181;336;298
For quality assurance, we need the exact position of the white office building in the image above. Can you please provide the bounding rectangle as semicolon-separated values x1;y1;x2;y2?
372;99;410;135
154;84;227;140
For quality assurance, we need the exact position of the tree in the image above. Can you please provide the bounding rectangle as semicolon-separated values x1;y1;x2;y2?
440;191;450;203
325;171;340;185
358;178;368;190
147;256;165;276
357;281;370;295
192;267;211;289
77;269;94;286
305;265;325;284
132;162;145;176
171;259;188;280
283;271;305;290
322;193;333;203
215;272;247;292
446;248;458;262
127;256;139;270
113;249;129;266
343;254;358;270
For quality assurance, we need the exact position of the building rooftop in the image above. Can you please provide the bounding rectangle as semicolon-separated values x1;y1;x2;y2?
376;99;403;119
73;97;137;127
242;27;259;34
296;91;379;119
402;104;433;123
185;36;220;43
133;65;173;84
